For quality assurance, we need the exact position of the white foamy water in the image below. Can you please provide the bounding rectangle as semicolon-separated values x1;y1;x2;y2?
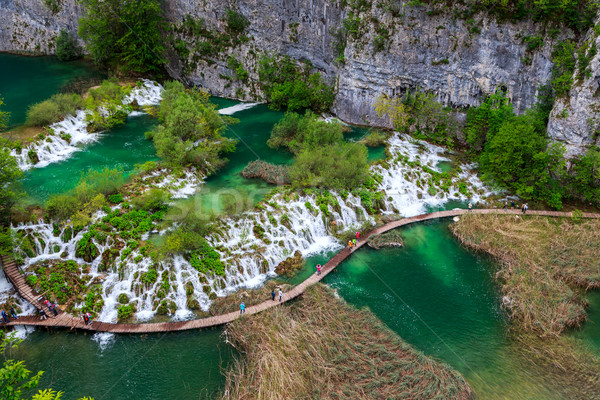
11;80;163;171
374;133;494;217
0;267;37;338
218;102;260;115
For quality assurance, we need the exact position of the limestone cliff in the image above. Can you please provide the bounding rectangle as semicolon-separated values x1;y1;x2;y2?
547;16;600;158
1;0;596;156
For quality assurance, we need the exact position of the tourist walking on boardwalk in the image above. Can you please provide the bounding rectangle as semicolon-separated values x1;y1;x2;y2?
468;202;472;211
279;289;283;302
522;203;528;214
348;240;353;249
50;302;58;317
352;238;357;248
356;231;360;242
240;302;246;314
1;310;9;323
511;201;516;209
271;289;276;301
10;307;18;319
83;313;89;324
39;309;47;320
317;264;321;275
503;201;508;209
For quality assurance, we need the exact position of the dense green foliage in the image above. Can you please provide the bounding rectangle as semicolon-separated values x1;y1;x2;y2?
78;0;167;75
146;81;237;173
268;111;344;154
290;142;370;190
551;41;577;97
84;79;133;131
25;93;83;126
465;91;600;208
268;111;370;190
258;55;335;112
55;30;82;61
45;168;124;223
0;147;23;224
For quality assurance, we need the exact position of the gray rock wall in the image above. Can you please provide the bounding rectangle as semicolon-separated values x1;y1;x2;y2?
0;0;81;53
547;17;600;158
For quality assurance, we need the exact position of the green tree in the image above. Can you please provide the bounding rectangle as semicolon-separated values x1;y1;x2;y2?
373;94;410;131
268;111;344;154
146;81;237;173
55;30;82;61
464;91;515;152
78;0;166;75
0;147;22;224
290;142;369;190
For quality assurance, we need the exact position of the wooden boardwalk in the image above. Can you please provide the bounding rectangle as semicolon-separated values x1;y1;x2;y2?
2;208;599;333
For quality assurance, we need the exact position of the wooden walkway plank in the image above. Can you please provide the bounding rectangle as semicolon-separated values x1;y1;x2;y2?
1;209;598;333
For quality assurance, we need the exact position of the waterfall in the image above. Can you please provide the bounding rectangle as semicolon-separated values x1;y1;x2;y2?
218;102;260;115
11;80;164;171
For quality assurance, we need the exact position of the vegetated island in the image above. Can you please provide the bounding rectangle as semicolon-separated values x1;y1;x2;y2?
451;213;600;398
221;284;474;400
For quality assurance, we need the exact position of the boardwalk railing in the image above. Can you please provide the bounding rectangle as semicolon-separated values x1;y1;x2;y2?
2;209;599;333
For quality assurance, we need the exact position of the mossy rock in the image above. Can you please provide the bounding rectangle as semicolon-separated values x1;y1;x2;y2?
186;297;200;310
274;250;303;277
156;300;169;315
75;238;99;263
117;303;136;321
61;227;73;242
52;245;61;253
118;293;130;304
202;285;211;295
185;281;195;296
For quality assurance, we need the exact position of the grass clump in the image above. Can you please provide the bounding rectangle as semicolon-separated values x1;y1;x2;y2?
451;214;600;337
25;93;83;126
222;284;473;399
241;160;290;185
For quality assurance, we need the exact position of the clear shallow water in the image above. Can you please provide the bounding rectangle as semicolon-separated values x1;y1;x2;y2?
21;114;158;202
322;220;598;399
0;53;104;128
17;328;232;400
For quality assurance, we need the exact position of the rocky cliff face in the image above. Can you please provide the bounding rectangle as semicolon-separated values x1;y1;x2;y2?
547;17;600;158
0;0;81;53
1;0;595;156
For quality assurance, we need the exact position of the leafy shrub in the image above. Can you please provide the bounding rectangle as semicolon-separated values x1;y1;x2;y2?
147;81;237;173
132;188;170;211
84;79;132;131
108;193;124;204
551;41;576;97
79;0;167;75
117;303;136;320
258;55;335;113
268;111;344;154
290;142;369;190
225;8;250;35
25;93;83;126
55;30;82;61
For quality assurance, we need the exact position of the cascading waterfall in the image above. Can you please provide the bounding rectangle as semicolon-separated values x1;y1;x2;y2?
374;133;495;216
10;113;496;323
11;80;164;171
218;102;260;115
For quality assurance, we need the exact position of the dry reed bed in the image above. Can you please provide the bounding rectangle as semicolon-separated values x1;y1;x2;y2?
451;214;600;337
221;284;473;400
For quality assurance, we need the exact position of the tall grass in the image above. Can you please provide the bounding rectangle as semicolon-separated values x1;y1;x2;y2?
451;214;600;337
221;284;473;400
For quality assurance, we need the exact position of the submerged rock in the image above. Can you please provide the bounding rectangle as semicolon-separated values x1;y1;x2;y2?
274;250;304;277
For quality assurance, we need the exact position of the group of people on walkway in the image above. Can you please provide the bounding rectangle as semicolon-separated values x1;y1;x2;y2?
39;299;59;320
1;307;19;323
501;201;528;214
347;231;361;250
240;288;285;314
